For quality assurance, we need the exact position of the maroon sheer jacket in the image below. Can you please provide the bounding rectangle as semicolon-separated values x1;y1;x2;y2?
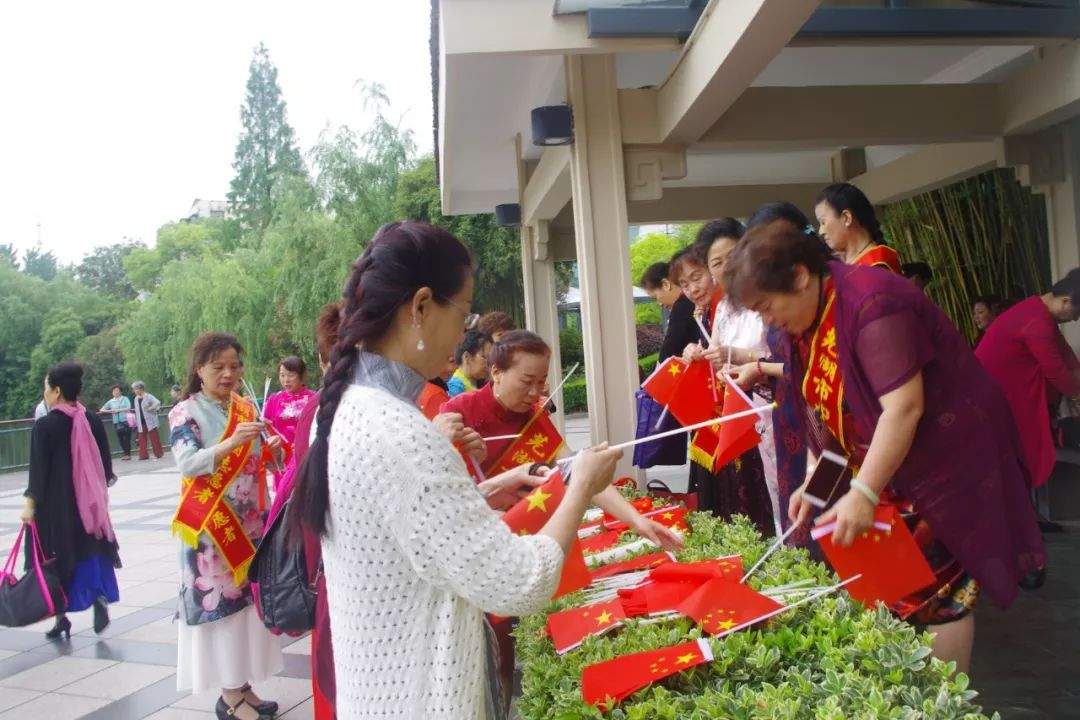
775;262;1044;609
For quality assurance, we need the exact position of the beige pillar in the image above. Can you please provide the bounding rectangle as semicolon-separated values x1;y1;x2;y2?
565;53;640;479
1036;120;1080;349
521;220;566;432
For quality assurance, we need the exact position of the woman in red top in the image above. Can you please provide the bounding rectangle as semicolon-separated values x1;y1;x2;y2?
815;183;902;273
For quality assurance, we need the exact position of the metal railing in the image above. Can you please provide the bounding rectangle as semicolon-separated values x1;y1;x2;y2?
0;410;174;473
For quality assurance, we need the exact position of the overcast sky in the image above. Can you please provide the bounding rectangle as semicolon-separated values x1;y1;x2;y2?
0;0;433;264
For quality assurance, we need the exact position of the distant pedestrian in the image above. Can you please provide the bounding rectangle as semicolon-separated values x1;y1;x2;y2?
22;362;120;640
170;384;183;404
131;381;163;460
99;385;133;461
263;356;317;493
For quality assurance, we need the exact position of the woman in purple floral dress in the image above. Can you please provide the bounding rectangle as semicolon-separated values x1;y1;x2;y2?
170;333;283;720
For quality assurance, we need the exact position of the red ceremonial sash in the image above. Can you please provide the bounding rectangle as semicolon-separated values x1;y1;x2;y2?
800;278;855;455
171;393;259;585
485;408;565;474
851;244;902;274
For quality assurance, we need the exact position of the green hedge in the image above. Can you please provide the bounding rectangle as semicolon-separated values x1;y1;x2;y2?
515;513;994;720
561;355;659;414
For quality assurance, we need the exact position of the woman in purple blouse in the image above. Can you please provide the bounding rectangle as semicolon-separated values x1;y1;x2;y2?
723;220;1044;674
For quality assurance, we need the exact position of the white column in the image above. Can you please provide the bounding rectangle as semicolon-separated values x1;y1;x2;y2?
565;53;640;479
1040;120;1080;349
521;220;565;432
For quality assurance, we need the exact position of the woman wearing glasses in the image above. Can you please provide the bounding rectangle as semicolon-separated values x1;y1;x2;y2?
289;222;624;719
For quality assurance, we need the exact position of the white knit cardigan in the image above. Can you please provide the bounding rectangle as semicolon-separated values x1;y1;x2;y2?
322;383;564;719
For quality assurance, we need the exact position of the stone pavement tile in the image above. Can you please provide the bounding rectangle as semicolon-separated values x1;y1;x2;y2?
118;615;179;644
0;655;116;692
172;675;312;714
72;637;177;667
23;602;141;636
119;562;178;583
116;581;179;608
57;660;175;700
282;634;311;655
0;690;111;719
0;653;14;662
75;607;175;640
280;652;312;679
0;630;45;652
0;687;40;713
143;708;215;720
79;674;187;720
280;696;314;718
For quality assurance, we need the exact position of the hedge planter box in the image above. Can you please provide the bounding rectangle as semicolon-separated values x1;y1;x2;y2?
514;513;995;720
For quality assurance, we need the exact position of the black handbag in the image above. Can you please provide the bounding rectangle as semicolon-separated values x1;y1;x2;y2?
249;499;316;634
0;521;67;628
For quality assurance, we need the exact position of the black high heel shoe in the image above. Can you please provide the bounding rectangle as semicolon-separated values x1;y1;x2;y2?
215;696;273;720
45;615;71;641
92;595;110;634
241;684;279;716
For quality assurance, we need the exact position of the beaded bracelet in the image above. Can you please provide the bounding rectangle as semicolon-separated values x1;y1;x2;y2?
849;478;880;506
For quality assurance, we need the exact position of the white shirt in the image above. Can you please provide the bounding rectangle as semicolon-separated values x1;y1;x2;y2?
322;383;563;719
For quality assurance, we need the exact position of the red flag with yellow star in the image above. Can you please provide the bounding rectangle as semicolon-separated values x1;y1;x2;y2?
648;555;743;585
601;505;688;535
817;504;936;612
642;358;717;428
617;579;700;616
547;598;628;654
676;577;783;637
588;551;672;581
501;471;590;598
580;529;623;554
581;639;713;709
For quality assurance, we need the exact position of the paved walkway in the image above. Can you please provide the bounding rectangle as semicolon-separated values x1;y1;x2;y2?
0;423;1073;718
0;457;314;719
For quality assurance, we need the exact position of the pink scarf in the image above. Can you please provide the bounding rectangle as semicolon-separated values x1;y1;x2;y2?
51;403;116;542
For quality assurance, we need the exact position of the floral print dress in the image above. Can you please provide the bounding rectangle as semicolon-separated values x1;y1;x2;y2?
170;393;269;625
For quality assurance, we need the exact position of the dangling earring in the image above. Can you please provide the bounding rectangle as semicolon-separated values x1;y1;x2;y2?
417;337;425;351
413;318;425;351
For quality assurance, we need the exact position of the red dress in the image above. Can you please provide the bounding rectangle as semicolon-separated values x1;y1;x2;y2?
975;296;1080;488
440;384;536;475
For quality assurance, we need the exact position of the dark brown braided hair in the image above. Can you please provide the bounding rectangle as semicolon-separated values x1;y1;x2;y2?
290;221;473;536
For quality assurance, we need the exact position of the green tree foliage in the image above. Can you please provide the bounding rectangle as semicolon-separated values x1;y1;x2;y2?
628;230;694;288
0;244;17;267
27;309;84;401
0;264;124;417
75;327;126;408
123;220;239;292
22;246;59;281
76;239;144;299
228;43;307;234
395;157;527;323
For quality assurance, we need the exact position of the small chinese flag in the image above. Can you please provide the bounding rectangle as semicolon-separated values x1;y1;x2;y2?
818;505;936;613
589;551;672;581
640;357;689;408
581;639;713;709
601;496;655;525
648;555;743;584
689;426;721;471
642;358;718;428
547;598;628;654
501;471;590;598
618;580;699;616
580;529;622;554
711;382;762;469
677;577;784;637
601;505;688;534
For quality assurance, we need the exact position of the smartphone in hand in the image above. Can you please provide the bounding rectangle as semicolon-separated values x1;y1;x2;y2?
804;450;852;509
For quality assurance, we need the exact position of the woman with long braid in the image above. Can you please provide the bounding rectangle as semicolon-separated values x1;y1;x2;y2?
289;221;622;719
